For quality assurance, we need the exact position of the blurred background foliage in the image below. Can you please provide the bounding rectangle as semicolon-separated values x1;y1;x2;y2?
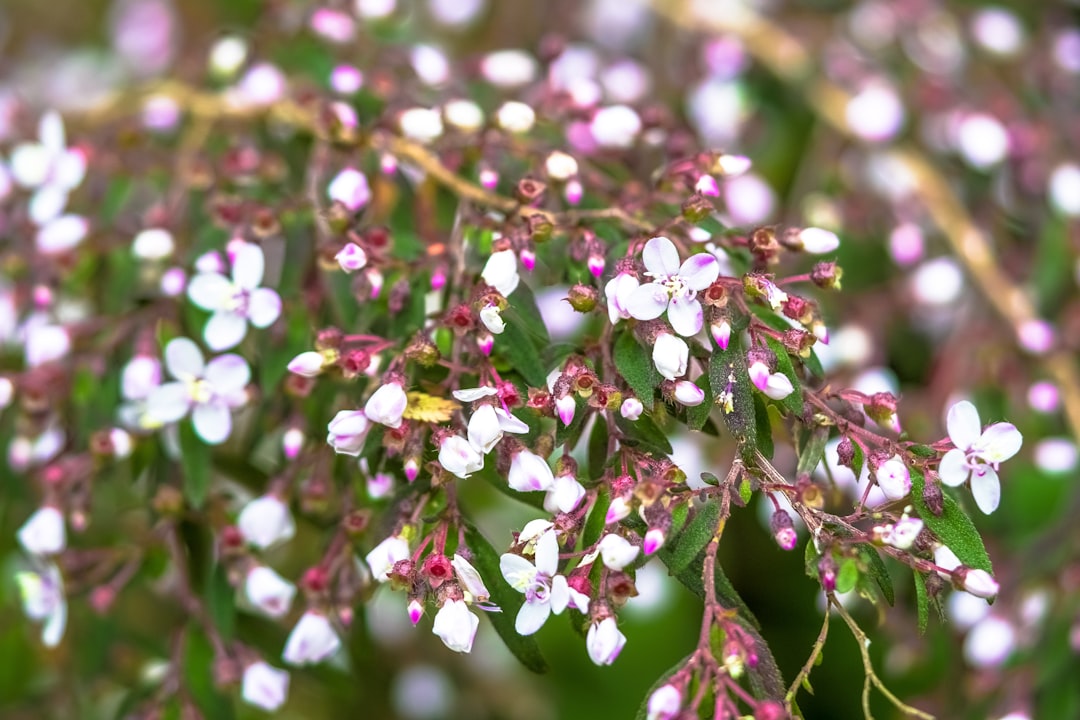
1;0;1079;719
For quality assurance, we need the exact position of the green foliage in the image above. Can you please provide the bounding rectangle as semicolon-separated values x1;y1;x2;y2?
614;330;661;405
910;469;993;573
666;499;721;574
179;421;213;509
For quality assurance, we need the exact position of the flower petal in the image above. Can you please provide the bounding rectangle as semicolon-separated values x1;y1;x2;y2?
146;382;191;423
204;311;248;351
499;553;536;591
969;465;1001;514
165;337;205;380
247;288;282;328
678;252;720;290
978;422;1023;464
53;149;86;190
947;400;982;450
625;283;670;321
667;295;703;337
496;408;530;434
938;448;969;487
193;402;232;444
187;272;233;312
231;243;266;290
514;599;551;636
549;574;570;615
534;529;559;577
205;354;251;393
642;236;680;276
28;185;68;225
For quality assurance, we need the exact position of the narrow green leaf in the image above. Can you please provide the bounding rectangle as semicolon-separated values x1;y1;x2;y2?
913;570;929;634
178;422;212;509
796;427;830;479
685;374;713;431
494;321;547;387
753;394;774;460
764;337;804;415
850;440;865;481
582;488;610;550
666;500;720;574
462;523;548;673
205;564;236;643
615;413;673;455
183;626;235;720
614;330;661;405
587;416;610;482
907;444;937;459
910;469;992;573
709;337;757;462
857;546;895;606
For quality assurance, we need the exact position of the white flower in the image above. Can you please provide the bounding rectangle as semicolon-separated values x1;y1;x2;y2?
798;227;840;254
453;385;498;402
16;561;66;647
620;397;643;421
326;410;369;455
466;404;527;455
647;684;682;720
597;534;640;570
399;107;444;142
237;495;295;550
934;545;962;577
145;338;250;444
652;333;688;381
545;151;579;180
25;324;71;367
883;517;923;550
673;380;705;406
495;101;536;134
36;215;89;255
242;661;290;712
282;611;341;666
432;599;479;653
962;569;1000;600
10;111;86;224
479;304;506;334
187;242;282;351
939;400;1023;514
335;242;368;272
748;361;794;401
590;105;641;148
439;434;484;478
364;381;408;429
17;506;66;556
327;168;371;212
605;271;640;325
288;350;330;377
481;250;519;296
245;566;297;619
452;554;491;604
500;528;589;635
586;616;626;665
626;237;719;337
443;99;485;132
121;355;162;400
508;449;555;493
875;456;911;500
544;473;586;514
366;535;410;582
480;50;538;88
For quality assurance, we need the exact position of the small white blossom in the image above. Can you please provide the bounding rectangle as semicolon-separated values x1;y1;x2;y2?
481;249;519;296
432;599;479;653
145;338;250;444
586;616;626;665
399;107;444;142
508;449;555;493
962;569;1000;600
237;495;295;550
244;566;297;619
495;101;536;134
132;228;175;260
500;528;589;635
335;242;368;272
479;304;506;334
627;237;719;337
939;400;1022;514
17;507;66;556
544;473;586;514
883;517;923;550
605;271;640;325
326;410;369;455
241;661;290;712
451;554;491;604
748;361;794;401
187;242;282;351
647;684;682;720
673;380;705;406
327;168;371;212
597;534;640;570
25;324;71;367
653;333;688;381
366;535;410;582
16;562;66;647
282;611;341;666
121;355;162;400
439;434;484;478
364;381;408;429
875;456;911;500
798;227;841;254
620;397;643;421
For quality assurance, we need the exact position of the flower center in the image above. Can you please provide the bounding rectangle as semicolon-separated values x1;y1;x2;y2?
525;574;551;604
187;378;213;404
224;284;250;314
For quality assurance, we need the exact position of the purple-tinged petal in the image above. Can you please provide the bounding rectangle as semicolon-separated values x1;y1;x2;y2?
667;295;703;337
946;400;982;450
625;283;670;321
678;252;720;290
969;465;1001;514
187;272;233;312
938;448;969;487
193;402;232;444
204;311;248;351
978;422;1023;464
748;362;770;392
146;382;191;423
641;236;680;276
205;354;251;393
165;337;205;379
248;288;282;328
514;599;551;636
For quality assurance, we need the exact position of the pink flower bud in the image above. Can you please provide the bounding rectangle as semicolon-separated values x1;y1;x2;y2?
282;428;305;460
620;397;643;421
479;168;499;190
335;242;368;272
330;64;363;95
404;458;420;482
673;380;705;406
587;253;605;278
555;394;576;425
380;153;397;175
605;496;631;525
643;528;665;555
328;169;371;213
476;333;494;356
564;179;584;205
519;248;536;271
288;351;326;378
160;266;186;296
241;661;290;711
695;174;720;197
646;683;682;720
710;320;731;350
770;510;798;551
407;598;424;625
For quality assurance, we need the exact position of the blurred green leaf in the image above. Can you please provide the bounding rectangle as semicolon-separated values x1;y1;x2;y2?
836;557;859;594
615;412;673;456
910;469;992;573
183;626;235;719
913;570;929;635
179;422;212;509
667;500;720;574
856;546;894;606
614;330;660;405
764;337;804;415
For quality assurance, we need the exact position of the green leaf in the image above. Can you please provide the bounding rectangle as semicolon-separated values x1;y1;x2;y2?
764;337;804;415
907;444;937;459
666;499;720;574
850;439;865;481
913;570;929;634
494;320;547;387
582;488;610;550
205;564;236;643
796;427;829;478
836;557;859;594
183;626;235;720
587;415;610;482
709;336;757;462
685;374;713;431
178;422;212;509
614;330;661;405
505;283;551;347
615;412;673;456
462;523;548;673
857;546;895;606
910;469;992;573
753;394;775;460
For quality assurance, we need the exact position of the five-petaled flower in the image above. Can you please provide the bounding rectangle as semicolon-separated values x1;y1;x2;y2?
146;337;250;444
500;524;589;635
187;242;282;351
627;237;719;337
939;400;1022;514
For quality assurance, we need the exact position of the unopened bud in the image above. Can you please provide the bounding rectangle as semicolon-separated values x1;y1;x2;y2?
282;427;304;460
566;284;598;312
818;554;838;592
810;261;843;290
681;194;713;223
643;528;666;555
958;568;999;600
587;253;605;278
923;477;944;516
836;436;855;467
770;510;798;551
407;598;424;625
